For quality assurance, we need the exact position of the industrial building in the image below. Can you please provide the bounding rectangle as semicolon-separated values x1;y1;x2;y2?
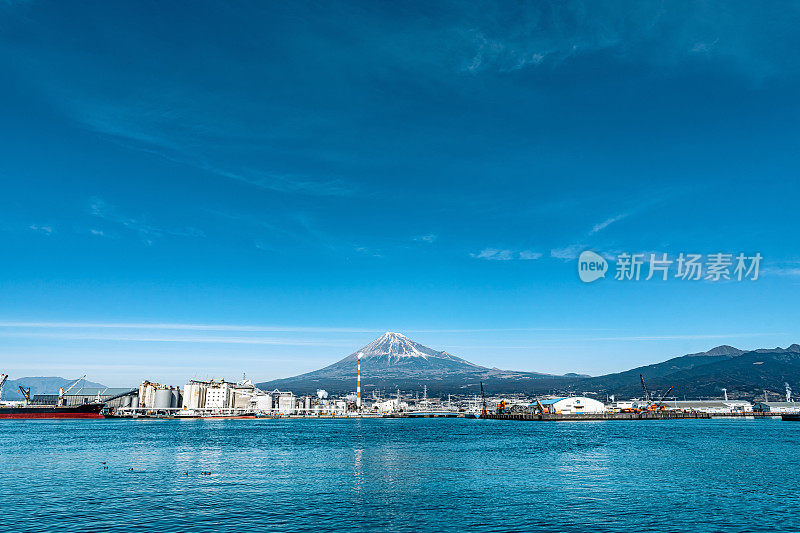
138;381;182;410
182;379;256;410
663;400;752;413
373;397;408;414
538;397;605;414
31;387;135;408
752;402;800;414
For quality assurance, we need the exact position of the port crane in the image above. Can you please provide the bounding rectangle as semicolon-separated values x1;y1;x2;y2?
496;399;506;415
58;375;86;406
640;375;674;411
18;386;31;405
0;374;7;401
654;386;674;410
639;374;650;404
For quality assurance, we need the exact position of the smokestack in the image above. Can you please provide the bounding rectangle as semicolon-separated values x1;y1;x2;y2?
356;352;362;409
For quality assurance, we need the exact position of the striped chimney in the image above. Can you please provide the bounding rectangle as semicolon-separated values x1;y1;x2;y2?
356;352;362;409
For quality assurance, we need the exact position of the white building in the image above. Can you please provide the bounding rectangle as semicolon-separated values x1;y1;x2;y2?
182;379;257;411
277;393;295;414
373;398;408;414
540;397;605;414
609;400;641;412
665;400;752;413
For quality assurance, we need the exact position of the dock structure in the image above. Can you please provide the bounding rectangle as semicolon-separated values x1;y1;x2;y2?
483;411;713;421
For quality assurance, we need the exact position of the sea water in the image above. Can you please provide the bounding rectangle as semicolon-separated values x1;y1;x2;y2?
1;418;799;532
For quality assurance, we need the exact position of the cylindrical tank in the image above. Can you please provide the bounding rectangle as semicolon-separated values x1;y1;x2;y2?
171;389;181;408
131;396;139;408
122;395;132;408
154;388;173;409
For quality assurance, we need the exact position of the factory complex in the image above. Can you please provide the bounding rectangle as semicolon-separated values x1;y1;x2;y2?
22;376;799;420
2;354;799;420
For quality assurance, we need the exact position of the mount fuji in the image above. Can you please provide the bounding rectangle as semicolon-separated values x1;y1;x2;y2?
256;332;572;395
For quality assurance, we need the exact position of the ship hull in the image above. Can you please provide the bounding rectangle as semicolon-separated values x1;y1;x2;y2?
0;403;105;419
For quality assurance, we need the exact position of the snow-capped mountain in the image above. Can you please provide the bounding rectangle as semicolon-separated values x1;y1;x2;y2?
257;331;558;394
341;332;478;367
257;336;800;398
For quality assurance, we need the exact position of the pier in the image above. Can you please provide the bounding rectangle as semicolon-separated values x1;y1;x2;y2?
483;412;712;421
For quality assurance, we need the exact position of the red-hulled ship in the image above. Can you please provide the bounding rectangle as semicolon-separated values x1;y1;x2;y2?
0;403;105;419
0;373;106;419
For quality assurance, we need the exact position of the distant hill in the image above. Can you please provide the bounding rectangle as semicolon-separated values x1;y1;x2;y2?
569;345;746;395
1;376;106;401
547;344;800;400
257;332;572;395
598;347;800;400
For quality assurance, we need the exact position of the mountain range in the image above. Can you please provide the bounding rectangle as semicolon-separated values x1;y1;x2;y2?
258;332;585;395
257;332;800;400
4;335;796;402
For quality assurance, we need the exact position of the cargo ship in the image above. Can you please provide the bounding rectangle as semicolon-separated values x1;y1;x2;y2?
0;373;106;419
0;403;105;419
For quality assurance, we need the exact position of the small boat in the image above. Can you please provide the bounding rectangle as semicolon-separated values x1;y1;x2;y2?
781;414;800;421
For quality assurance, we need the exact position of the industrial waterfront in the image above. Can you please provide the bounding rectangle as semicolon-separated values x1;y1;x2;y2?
3;369;800;420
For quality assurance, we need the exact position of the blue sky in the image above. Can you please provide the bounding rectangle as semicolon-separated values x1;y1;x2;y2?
1;1;800;386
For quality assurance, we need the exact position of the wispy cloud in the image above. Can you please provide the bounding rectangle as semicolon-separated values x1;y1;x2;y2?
590;212;630;235
550;244;584;261
0;331;354;347
28;224;53;235
762;266;800;278
0;321;377;333
414;233;438;243
42;88;357;198
0;321;585;334
586;333;781;342
472;248;541;261
458;4;799;80
89;197;204;244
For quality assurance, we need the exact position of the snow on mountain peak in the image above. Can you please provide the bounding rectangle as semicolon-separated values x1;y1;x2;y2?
363;332;428;359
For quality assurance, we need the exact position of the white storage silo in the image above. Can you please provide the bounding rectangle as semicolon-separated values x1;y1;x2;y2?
154;388;173;409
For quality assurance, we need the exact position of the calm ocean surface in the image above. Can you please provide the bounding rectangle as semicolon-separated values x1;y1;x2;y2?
1;418;799;532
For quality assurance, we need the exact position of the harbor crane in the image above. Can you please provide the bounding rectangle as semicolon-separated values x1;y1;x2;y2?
639;374;650;404
496;399;506;415
58;375;86;407
0;374;7;401
654;386;675;410
18;386;31;405
639;374;674;411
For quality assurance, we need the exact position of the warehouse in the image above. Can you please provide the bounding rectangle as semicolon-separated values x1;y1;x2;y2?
664;400;752;413
539;397;605;414
31;387;135;408
752;402;800;414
